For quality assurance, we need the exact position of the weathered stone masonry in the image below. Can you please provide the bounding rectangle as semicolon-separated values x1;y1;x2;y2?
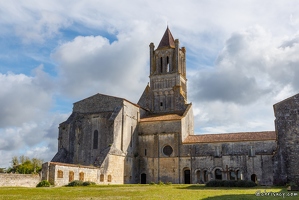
41;27;299;186
273;94;299;185
0;174;40;187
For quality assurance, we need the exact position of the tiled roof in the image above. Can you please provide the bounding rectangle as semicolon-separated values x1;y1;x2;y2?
49;162;98;169
183;131;276;144
157;26;175;49
140;113;182;122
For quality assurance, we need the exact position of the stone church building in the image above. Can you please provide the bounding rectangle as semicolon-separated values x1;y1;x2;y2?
42;27;299;186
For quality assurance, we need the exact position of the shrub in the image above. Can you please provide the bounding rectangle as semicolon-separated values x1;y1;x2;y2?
286;182;298;187
206;180;223;187
235;180;257;187
165;182;172;185
36;180;51;187
67;180;83;186
206;180;256;187
149;182;155;185
223;180;237;187
158;180;164;185
82;181;96;186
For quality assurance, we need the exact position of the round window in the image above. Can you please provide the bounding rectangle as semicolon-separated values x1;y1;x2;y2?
163;145;173;156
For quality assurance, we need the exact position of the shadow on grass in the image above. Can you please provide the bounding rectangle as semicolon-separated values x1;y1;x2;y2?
200;189;299;200
201;194;258;200
178;185;281;190
177;185;296;199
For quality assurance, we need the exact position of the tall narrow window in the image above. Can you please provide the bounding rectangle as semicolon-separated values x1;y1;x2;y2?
130;126;133;147
196;170;201;183
203;170;208;182
167;56;170;72
144;149;147;156
79;172;84;181
100;174;104;182
229;171;236;180
215;169;222;180
93;130;98;149
69;171;74;182
236;170;241;180
160;57;163;73
108;175;112;182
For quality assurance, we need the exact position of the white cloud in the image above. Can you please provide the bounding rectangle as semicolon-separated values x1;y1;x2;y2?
190;26;299;133
0;113;68;168
0;66;65;167
0;70;53;127
52;33;149;102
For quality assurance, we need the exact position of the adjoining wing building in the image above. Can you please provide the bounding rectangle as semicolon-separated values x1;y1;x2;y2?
42;27;299;186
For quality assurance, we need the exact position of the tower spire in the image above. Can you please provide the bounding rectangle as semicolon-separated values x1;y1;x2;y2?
157;26;175;49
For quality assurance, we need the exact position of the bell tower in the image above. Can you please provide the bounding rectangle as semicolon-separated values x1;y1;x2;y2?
146;26;187;113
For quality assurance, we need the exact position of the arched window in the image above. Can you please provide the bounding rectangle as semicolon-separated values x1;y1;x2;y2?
69;171;74;182
160;57;163;73
215;169;222;180
236;170;241;180
203;170;208;182
229;170;236;180
93;130;98;149
57;170;63;178
196;170;201;183
108;175;112;182
79;172;84;181
100;174;104;182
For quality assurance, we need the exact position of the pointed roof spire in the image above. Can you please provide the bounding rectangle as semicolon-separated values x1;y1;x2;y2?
157;26;175;49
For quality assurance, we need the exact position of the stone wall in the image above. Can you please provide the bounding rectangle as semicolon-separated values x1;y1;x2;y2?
181;104;194;141
139;120;181;135
0;174;41;187
138;134;276;185
42;159;130;186
273;93;299;185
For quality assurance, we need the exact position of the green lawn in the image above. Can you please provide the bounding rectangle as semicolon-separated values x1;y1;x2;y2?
0;184;296;200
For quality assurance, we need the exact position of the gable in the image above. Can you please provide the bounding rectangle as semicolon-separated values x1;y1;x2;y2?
73;93;124;113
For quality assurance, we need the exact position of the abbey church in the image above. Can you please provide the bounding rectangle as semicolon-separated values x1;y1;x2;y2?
42;27;299;186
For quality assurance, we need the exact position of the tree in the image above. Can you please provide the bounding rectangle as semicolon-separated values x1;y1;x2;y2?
7;156;43;174
12;156;19;167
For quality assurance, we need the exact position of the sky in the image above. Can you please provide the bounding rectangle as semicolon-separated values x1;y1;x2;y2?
1;0;299;168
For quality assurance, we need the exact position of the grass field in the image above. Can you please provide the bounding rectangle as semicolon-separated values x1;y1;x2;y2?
0;184;296;200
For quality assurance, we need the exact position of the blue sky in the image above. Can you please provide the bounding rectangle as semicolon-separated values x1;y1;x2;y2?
1;0;299;168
